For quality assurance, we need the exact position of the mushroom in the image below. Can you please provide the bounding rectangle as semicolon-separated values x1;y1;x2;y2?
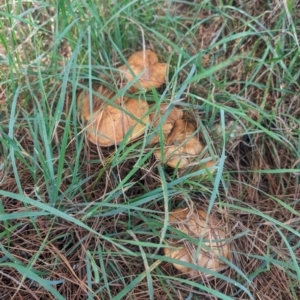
77;83;121;122
187;160;217;177
149;104;183;144
118;49;167;92
86;98;149;147
154;119;204;168
199;160;216;175
164;207;231;277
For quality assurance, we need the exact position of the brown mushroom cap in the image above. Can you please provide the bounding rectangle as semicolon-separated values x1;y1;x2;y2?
77;83;120;122
164;207;231;277
86;98;149;147
154;119;204;168
200;160;216;175
118;49;167;92
189;160;216;177
149;104;183;144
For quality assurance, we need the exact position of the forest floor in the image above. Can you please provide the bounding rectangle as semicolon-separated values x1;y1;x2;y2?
0;0;299;299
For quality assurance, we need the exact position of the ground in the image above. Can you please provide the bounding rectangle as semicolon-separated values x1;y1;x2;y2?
0;0;299;299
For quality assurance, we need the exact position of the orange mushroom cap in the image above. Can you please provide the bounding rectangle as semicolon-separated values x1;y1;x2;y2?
154;119;204;168
200;160;216;175
164;207;231;277
188;160;216;178
149;104;183;144
86;98;149;147
77;83;121;122
118;49;167;92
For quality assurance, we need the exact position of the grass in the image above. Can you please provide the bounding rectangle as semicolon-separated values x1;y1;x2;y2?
0;0;300;299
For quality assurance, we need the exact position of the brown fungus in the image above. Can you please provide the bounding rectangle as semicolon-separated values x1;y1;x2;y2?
118;49;167;92
154;119;204;168
164;207;231;277
86;98;149;147
149;104;183;144
77;83;121;122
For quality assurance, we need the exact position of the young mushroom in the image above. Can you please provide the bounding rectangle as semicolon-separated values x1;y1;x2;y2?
86;98;149;147
164;207;231;277
118;49;167;92
149;104;183;144
154;119;204;168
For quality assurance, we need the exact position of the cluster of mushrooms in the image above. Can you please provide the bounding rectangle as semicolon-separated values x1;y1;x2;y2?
77;50;231;277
